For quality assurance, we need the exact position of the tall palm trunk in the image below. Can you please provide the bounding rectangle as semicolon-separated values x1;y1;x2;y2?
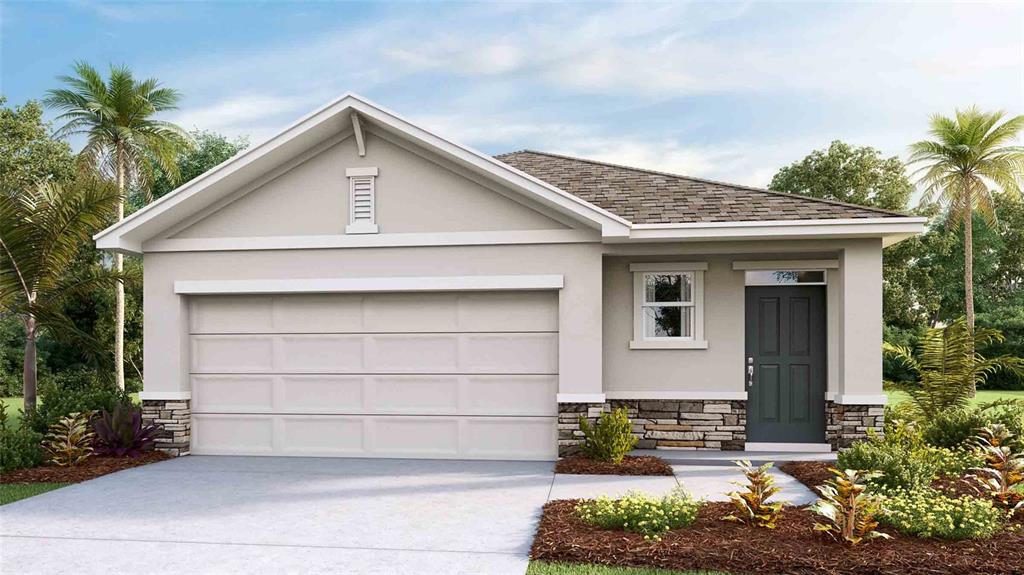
963;179;976;396
115;149;125;391
22;314;37;412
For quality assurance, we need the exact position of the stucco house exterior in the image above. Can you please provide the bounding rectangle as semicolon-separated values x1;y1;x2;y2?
94;94;926;461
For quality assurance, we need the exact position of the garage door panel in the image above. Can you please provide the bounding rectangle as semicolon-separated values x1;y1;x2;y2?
271;294;364;333
461;376;558;415
457;292;558;332
362;293;460;332
372;418;460;456
463;418;557;459
193;415;274;454
370;334;460;372
461;334;558;373
192;375;275;412
275;335;365;372
373;376;459;413
279;375;365;412
281;417;365;454
190;296;273;334
191;336;274;373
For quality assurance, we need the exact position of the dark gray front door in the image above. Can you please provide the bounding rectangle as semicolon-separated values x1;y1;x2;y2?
745;286;826;443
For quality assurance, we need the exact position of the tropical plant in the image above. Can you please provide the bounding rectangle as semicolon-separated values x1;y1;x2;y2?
575;486;702;540
45;62;191;391
883;318;1024;417
722;460;783;528
883;488;1008;540
921;401;1024;449
908;108;1024;347
837;422;943;492
969;424;1024;509
578;407;638;464
0;176;124;411
92;404;160;457
22;373;132;434
42;411;94;466
0;402;44;473
810;468;890;545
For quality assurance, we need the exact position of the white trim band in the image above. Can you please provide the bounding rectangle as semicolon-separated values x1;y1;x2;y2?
139;392;192;401
629;340;708;350
604;391;747;400
629;262;709;272
832;394;888;405
174;274;565;295
732;259;839;270
556;393;607;403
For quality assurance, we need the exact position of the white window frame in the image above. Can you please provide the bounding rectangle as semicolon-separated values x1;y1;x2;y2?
345;167;379;234
629;262;708;350
744;269;827;286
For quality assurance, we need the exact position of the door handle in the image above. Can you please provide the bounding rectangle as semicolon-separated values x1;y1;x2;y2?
747;358;754;387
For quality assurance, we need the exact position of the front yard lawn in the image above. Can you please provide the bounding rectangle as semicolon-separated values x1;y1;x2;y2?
885;389;1024;406
528;561;730;575
0;482;69;505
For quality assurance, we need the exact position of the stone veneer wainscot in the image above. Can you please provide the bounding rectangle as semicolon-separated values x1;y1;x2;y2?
826;401;884;449
141;399;191;456
558;399;747;456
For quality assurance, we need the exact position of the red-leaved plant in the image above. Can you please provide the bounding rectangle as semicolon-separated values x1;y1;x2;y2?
93;404;161;457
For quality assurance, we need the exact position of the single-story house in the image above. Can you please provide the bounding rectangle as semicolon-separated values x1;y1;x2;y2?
94;94;926;461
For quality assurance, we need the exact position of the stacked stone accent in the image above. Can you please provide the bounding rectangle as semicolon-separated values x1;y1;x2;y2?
558;399;747;456
826;401;884;450
141;399;191;456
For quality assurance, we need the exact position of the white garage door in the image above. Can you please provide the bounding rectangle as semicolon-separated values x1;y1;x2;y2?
188;291;558;460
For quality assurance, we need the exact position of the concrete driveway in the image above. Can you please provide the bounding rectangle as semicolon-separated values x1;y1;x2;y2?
0;456;556;575
0;455;816;575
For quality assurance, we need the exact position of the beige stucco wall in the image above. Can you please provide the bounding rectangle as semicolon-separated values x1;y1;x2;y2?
601;238;884;400
172;130;568;239
143;243;604;398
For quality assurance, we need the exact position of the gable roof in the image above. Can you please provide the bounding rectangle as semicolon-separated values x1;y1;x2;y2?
94;94;630;253
495;150;905;225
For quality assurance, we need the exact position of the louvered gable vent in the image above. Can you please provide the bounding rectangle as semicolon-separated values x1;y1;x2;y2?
345;167;379;234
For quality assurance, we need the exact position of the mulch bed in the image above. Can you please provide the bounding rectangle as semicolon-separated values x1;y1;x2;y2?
555;455;674;476
778;460;834;492
1;451;170;484
532;499;1024;575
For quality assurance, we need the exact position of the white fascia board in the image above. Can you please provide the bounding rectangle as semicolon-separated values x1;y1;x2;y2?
94;93;629;255
603;390;747;400
142;229;598;253
174;274;565;295
556;393;607;403
618;217;928;245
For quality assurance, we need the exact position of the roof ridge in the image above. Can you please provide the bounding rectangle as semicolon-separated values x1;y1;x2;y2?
496;149;908;218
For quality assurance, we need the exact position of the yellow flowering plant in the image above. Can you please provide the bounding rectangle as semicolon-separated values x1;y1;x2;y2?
883;488;1009;540
575;486;702;540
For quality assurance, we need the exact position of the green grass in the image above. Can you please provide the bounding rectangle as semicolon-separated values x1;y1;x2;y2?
885;389;1024;406
527;562;731;575
0;394;140;430
0;482;69;505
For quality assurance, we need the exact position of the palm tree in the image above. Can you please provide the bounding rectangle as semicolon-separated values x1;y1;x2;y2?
0;177;126;411
44;62;190;391
908;108;1024;334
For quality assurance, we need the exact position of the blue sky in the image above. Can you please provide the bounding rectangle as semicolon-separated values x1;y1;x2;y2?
2;1;1022;187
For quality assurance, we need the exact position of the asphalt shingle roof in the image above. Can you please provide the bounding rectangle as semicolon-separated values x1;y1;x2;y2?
495;150;904;224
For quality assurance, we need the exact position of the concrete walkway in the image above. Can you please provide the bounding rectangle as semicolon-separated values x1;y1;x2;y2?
0;455;819;575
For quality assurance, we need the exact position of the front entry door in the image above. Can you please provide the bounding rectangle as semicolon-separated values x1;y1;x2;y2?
745;286;826;444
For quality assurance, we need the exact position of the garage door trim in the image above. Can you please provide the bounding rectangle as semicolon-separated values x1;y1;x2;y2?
174;274;564;295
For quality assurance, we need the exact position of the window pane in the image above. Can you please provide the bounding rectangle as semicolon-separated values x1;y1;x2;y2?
745;270;825;285
645;274;684;302
643;306;692;338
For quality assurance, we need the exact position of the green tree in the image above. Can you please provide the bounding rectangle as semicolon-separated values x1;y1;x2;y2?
0;97;75;195
908;108;1024;335
0;177;124;411
143;129;248;205
44;62;190;391
769;140;913;211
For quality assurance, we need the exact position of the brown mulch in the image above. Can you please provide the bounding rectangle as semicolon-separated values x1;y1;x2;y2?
532;499;1024;575
779;460;833;492
555;455;674;476
1;451;170;484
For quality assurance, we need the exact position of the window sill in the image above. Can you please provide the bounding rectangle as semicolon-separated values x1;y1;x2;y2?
629;339;709;350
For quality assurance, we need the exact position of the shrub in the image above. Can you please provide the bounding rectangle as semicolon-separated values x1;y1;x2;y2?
578;407;637;464
883;488;1009;540
723;460;783;528
969;424;1024;509
810;468;889;545
575;486;701;540
23;374;132;434
0;402;44;473
838;423;942;492
921;402;1024;449
42;412;94;467
93;404;160;457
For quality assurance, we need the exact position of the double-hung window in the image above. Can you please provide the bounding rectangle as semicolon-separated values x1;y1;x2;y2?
629;262;707;349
